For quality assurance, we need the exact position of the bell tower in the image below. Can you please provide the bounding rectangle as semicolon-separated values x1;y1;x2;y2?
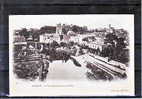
56;23;62;35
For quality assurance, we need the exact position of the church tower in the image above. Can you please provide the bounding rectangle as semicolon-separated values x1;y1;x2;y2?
56;23;62;35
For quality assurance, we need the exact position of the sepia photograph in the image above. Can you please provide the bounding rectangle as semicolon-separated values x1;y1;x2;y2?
9;15;134;96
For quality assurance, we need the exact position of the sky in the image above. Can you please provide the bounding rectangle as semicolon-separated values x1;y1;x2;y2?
9;14;134;33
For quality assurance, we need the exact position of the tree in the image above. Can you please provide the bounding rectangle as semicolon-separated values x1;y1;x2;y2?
62;28;67;35
72;25;79;33
104;33;127;62
72;25;84;33
19;28;29;39
29;28;40;42
104;33;118;45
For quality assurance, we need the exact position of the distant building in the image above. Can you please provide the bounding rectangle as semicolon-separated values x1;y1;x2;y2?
39;34;60;43
14;35;26;43
27;35;33;41
40;26;56;34
88;37;105;51
39;24;62;43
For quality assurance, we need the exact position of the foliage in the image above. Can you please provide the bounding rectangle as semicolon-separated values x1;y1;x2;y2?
103;33;128;63
18;28;29;39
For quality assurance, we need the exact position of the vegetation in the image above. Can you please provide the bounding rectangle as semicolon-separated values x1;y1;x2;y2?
103;33;128;63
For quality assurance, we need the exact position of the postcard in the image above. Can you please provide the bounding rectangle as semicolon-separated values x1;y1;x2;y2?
9;15;134;96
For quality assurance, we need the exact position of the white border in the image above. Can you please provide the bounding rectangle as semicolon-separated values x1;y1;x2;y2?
9;14;135;96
